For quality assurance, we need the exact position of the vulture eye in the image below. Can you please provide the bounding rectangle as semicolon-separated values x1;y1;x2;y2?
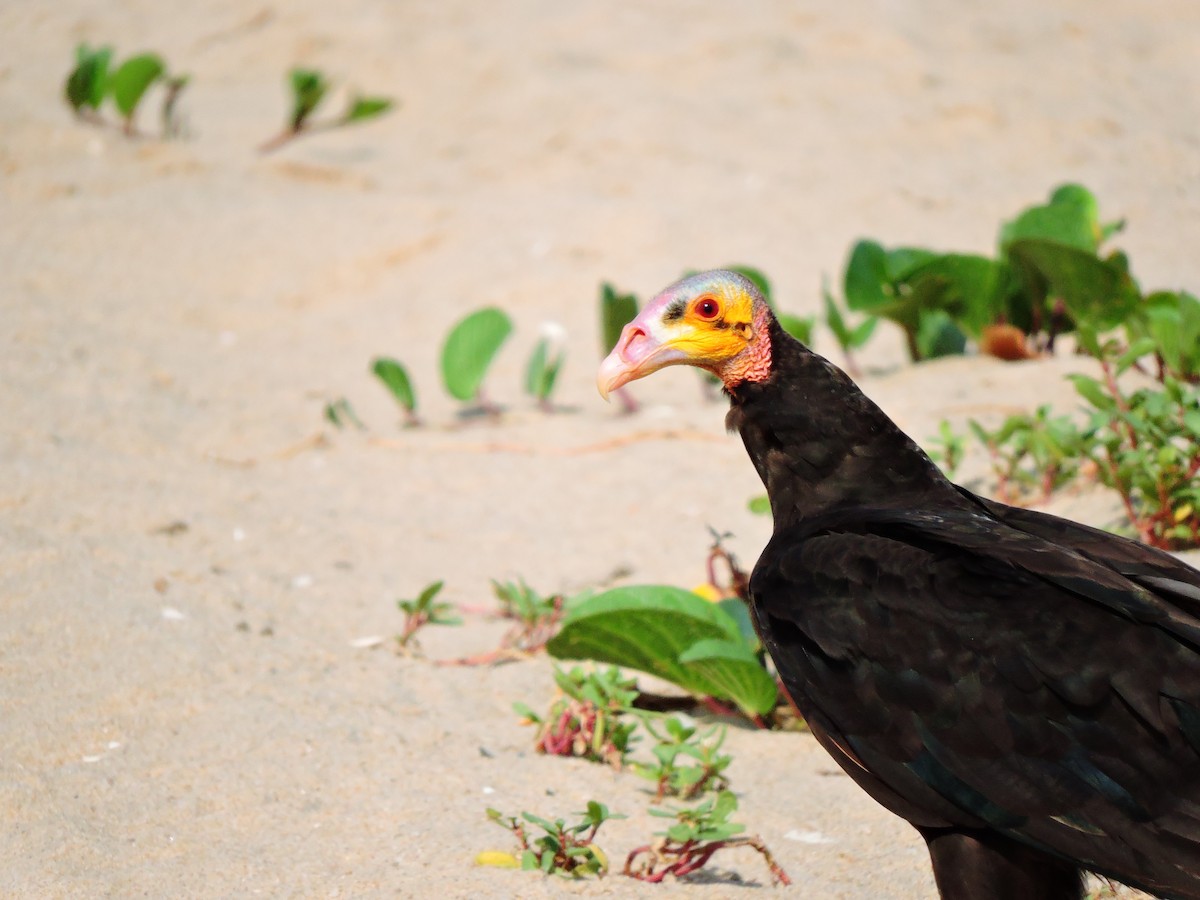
694;297;720;319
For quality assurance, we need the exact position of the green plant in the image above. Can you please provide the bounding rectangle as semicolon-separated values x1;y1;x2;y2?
1124;290;1200;383
490;578;566;652
65;44;112;121
65;44;188;137
371;356;419;426
624;790;791;885
514;665;641;768
822;278;877;376
259;67;393;152
440;307;513;414
323;396;364;430
1071;365;1200;549
926;420;967;481
634;716;732;802
841;184;1136;362
525;324;566;412
480;801;622;877
396;581;461;651
546;585;777;721
599;282;640;414
967;406;1086;504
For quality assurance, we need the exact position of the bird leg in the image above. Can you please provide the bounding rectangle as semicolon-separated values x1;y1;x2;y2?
917;827;1083;900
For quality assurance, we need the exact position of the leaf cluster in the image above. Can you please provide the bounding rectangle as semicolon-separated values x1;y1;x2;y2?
634;716;732;802
937;345;1200;548
1071;366;1200;549
546;585;777;719
65;44;188;137
966;406;1086;504
483;801;622;878
396;580;462;650
369;307;569;424
514;665;641;767
841;184;1134;361
489;578;566;654
625;790;791;886
260;67;393;151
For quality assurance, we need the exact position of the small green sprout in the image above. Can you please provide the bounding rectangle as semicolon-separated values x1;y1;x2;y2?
926;420;967;480
480;801;623;878
396;581;461;651
625;790;791;886
65;44;113;120
514;665;640;768
371;356;419;427
525;323;567;412
490;578;566;654
599;282;639;414
324;396;365;430
634;716;732;801
259;67;394;153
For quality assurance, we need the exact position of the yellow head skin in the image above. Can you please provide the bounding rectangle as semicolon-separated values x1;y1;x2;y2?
597;270;773;397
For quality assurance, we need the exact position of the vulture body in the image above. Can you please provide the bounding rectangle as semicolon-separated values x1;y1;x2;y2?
597;270;1200;900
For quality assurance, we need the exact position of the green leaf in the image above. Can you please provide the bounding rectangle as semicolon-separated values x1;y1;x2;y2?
843;240;892;314
677;638;777;715
747;494;771;515
1000;183;1103;253
416;580;444;607
65;44;112;111
344;95;393;123
777;313;815;345
547;585;754;703
371;357;417;412
905;254;1005;337
289;68;329;130
1006;238;1140;332
716;598;759;650
915;309;966;359
440;307;513;401
1069;374;1115;411
525;337;564;401
109;53;164;118
600;283;638;353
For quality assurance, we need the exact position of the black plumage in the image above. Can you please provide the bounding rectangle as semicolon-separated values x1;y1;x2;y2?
731;313;1200;899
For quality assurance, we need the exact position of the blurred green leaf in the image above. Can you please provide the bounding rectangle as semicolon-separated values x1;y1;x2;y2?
289;68;329;130
915;309;967;359
525;336;564;402
1000;183;1105;253
65;44;112;111
1006;238;1140;331
777;313;814;345
371;356;416;413
110;53;164;118
344;95;393;124
599;283;638;353
440;307;513;402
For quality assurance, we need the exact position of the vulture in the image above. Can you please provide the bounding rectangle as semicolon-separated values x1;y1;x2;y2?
597;269;1200;900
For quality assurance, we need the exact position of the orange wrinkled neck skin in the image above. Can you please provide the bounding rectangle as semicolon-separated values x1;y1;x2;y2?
718;305;773;389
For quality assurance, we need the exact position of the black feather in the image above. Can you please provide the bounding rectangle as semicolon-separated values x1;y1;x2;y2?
729;315;1200;900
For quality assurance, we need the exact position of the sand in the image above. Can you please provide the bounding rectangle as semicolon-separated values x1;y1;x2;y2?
3;1;1200;896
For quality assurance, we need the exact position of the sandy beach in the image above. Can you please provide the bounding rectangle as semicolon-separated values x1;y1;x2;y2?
4;1;1200;896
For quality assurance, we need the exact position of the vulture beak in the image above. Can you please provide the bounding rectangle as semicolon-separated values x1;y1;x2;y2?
597;314;689;400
